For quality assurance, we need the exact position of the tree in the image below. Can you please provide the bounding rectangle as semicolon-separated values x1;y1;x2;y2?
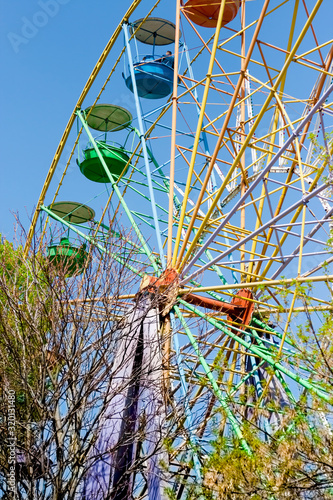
0;231;167;499
198;410;333;499
190;291;333;500
1;226;332;499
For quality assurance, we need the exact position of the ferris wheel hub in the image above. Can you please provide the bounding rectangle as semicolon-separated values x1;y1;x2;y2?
140;269;179;316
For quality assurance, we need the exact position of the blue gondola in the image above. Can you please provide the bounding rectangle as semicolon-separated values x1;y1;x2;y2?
124;55;174;100
123;17;181;100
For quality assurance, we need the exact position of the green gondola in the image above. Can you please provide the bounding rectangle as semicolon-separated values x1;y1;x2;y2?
47;237;89;277
78;142;130;183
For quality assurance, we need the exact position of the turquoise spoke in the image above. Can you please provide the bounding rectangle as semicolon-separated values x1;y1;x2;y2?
76;109;159;273
174;305;252;455
179;299;330;402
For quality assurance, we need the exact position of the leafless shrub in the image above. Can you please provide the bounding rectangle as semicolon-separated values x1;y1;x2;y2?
0;227;167;499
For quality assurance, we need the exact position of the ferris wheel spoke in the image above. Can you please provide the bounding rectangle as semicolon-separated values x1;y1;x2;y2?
167;0;182;267
149;147;232;285
174;304;252;454
178;298;330;402
174;0;271;269
172;0;231;267
181;180;328;285
245;329;297;412
76;109;160;273
258;197;332;280
180;53;329;273
123;22;167;267
169;311;203;482
177;316;295;432
180;85;333;279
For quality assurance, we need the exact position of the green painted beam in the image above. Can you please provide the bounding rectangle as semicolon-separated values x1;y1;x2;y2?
179;299;330;402
174;305;252;455
76;109;159;273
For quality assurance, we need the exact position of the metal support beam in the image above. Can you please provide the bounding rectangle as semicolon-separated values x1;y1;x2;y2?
181;181;328;285
181;82;333;275
123;22;166;268
179;299;329;402
76;109;159;272
174;305;252;455
170;311;203;483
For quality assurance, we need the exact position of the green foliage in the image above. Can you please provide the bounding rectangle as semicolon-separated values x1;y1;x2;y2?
308;131;333;169
0;237;51;437
197;410;333;499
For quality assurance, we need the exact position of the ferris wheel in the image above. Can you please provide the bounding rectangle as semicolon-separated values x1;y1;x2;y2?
24;0;333;497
